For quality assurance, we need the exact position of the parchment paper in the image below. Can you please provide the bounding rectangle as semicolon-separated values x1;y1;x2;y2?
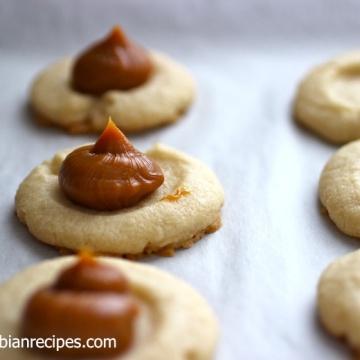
1;0;360;359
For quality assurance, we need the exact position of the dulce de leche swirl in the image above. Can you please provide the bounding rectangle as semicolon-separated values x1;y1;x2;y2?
58;118;164;211
21;254;138;357
72;26;153;95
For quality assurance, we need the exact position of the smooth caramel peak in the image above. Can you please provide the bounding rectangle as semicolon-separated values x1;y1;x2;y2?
54;254;129;293
107;26;128;46
72;25;153;95
92;118;134;155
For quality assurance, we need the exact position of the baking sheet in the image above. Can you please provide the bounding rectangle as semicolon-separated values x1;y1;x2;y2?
2;0;360;358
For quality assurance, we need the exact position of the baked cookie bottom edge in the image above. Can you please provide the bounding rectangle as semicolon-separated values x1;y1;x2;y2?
58;212;222;260
31;103;191;135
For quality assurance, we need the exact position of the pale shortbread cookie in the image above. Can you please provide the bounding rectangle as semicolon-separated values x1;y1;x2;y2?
317;249;360;354
319;140;360;238
0;256;218;360
30;51;196;134
294;50;360;143
15;144;224;257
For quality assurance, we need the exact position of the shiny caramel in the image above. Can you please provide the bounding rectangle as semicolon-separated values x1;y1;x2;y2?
21;255;138;357
161;187;191;202
54;253;129;293
59;118;164;211
72;26;152;95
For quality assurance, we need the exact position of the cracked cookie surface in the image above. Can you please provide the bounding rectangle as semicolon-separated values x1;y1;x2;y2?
319;140;360;237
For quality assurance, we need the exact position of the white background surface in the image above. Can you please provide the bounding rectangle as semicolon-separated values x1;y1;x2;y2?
1;0;360;359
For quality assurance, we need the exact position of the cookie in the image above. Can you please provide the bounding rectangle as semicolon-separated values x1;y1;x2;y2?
294;50;360;143
318;249;360;354
15;142;224;258
319;140;360;238
30;26;195;134
0;256;219;359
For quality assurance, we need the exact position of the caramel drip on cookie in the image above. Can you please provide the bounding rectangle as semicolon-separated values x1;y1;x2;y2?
72;26;153;95
161;187;191;202
21;254;138;357
58;118;164;211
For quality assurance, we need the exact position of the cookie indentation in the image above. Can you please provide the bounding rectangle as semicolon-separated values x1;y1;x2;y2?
331;66;360;107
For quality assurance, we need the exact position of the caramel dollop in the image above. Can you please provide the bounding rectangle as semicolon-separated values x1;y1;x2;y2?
54;253;129;293
72;26;152;95
59;118;164;211
21;255;138;357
